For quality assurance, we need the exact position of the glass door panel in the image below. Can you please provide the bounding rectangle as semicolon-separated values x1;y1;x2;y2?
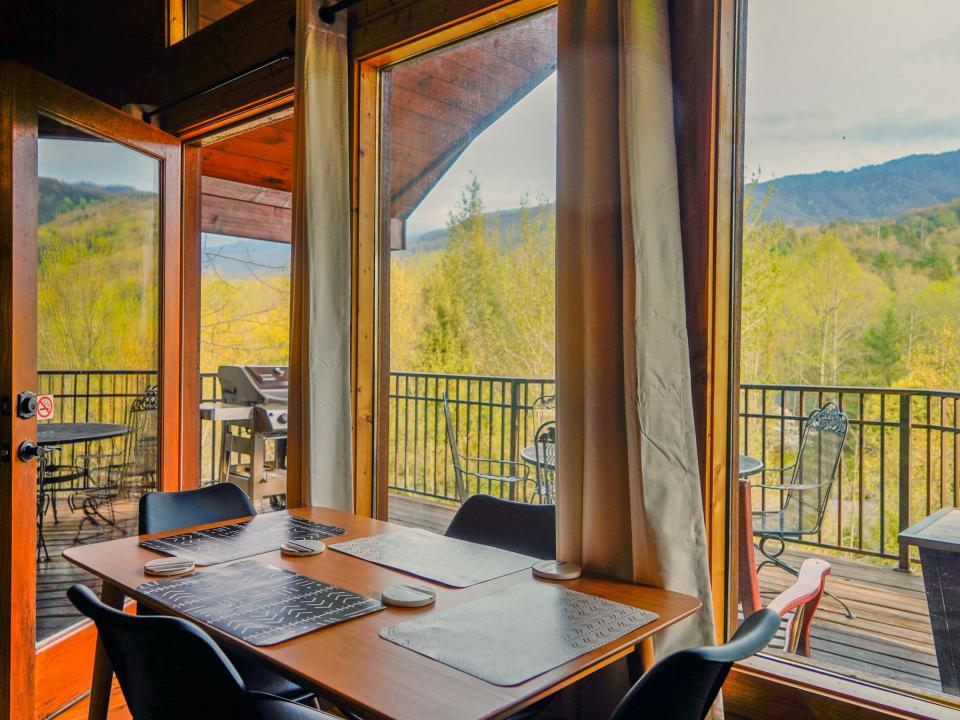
36;115;160;644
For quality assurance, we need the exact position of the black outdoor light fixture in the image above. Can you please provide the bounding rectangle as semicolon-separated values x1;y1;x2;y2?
319;0;364;24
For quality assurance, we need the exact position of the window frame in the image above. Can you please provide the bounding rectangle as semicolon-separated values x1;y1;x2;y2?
350;0;560;519
718;0;960;716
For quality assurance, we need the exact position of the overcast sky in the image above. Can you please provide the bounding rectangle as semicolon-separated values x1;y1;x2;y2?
745;0;960;181
38;138;158;192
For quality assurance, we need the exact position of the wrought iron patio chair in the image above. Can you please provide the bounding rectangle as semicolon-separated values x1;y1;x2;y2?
71;386;159;543
752;401;852;617
532;420;556;503
441;391;531;503
531;392;555;429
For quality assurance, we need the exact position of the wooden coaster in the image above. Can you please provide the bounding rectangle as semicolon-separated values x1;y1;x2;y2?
381;584;437;608
280;539;326;557
144;557;196;577
532;560;582;580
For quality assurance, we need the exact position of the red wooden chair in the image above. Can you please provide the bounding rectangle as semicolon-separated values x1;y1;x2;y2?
738;477;830;656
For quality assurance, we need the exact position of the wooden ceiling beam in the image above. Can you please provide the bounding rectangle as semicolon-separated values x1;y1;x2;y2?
201;176;291;242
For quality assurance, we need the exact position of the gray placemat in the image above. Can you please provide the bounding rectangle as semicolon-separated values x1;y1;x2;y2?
380;583;658;685
137;560;384;646
330;530;536;587
140;513;345;566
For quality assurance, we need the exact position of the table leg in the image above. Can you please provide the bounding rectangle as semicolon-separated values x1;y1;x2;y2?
88;581;124;720
640;637;656;672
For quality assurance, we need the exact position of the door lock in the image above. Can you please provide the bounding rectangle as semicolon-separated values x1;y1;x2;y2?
18;440;41;462
17;391;37;419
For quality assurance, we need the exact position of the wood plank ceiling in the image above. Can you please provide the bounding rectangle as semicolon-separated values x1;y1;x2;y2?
198;7;556;243
202;116;294;192
383;8;557;223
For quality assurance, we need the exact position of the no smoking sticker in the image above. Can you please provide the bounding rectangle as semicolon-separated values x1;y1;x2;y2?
37;394;54;421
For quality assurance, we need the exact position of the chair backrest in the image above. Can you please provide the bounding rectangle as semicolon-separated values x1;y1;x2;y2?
441;392;469;502
120;385;160;486
67;584;258;720
782;402;848;534
533;420;556;501
444;494;556;559
532;393;555;429
608;608;781;720
139;482;256;535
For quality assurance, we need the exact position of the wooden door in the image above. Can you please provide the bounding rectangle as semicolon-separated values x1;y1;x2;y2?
0;61;183;719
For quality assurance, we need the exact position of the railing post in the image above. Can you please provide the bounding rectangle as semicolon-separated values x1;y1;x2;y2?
508;381;521;464
898;394;912;571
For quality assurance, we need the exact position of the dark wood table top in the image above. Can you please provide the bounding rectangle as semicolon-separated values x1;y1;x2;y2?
64;507;701;720
37;422;129;446
899;507;960;553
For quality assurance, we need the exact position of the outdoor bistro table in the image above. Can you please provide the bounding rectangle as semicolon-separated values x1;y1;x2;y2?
738;455;764;479
35;423;130;561
899;508;960;695
38;422;130;446
520;442;555;470
64;507;701;720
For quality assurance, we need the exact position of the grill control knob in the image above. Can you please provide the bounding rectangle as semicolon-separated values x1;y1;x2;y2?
278;413;288;424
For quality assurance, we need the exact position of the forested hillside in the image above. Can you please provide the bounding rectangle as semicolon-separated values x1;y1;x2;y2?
755;148;960;225
742;184;960;390
37;181;159;372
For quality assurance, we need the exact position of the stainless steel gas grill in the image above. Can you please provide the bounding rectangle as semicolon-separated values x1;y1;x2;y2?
200;365;289;509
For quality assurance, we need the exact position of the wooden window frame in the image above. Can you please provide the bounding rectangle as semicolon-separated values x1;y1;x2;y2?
350;0;560;519
707;0;959;717
176;100;295;492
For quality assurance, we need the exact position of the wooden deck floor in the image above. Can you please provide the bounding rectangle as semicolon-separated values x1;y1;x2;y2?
387;493;944;697
38;496;140;643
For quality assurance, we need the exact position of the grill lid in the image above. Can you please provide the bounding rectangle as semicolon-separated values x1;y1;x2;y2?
218;365;288;404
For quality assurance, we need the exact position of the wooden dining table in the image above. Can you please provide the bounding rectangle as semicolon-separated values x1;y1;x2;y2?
64;506;701;720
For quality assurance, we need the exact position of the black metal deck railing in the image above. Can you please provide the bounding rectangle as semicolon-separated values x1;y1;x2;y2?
741;383;960;568
37;369;957;567
388;371;555;503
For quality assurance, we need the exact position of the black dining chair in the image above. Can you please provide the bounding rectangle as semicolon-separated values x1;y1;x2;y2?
67;584;335;720
138;482;256;535
444;493;556;559
138;483;312;704
601;559;829;720
606;608;781;720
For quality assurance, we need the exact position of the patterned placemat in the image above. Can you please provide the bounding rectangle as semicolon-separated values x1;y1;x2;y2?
137;560;384;646
380;583;658;686
330;530;536;587
140;513;345;566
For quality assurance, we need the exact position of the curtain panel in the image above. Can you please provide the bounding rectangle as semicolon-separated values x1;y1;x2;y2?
288;0;354;511
556;0;717;657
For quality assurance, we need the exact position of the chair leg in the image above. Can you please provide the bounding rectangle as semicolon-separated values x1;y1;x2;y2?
757;536;854;618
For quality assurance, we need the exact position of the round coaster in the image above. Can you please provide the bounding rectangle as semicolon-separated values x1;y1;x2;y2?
381;584;437;607
532;560;582;580
144;557;196;577
280;539;326;556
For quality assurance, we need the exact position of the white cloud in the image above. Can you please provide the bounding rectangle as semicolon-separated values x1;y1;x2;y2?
745;0;960;179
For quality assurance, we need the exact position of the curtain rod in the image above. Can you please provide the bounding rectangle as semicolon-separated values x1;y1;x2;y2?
142;50;295;121
319;0;363;24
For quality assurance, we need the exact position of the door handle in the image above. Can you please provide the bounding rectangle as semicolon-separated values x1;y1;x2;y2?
18;440;48;463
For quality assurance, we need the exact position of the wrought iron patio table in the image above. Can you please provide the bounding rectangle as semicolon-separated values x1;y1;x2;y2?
35;423;130;560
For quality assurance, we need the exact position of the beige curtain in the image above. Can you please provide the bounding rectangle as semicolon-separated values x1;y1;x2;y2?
556;0;716;657
288;0;353;511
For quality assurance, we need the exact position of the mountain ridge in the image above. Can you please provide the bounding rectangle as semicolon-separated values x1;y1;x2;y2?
754;148;960;226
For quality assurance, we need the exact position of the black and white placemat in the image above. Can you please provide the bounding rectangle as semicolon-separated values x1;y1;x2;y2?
380;583;658;686
330;529;536;587
140;512;345;566
137;560;384;646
